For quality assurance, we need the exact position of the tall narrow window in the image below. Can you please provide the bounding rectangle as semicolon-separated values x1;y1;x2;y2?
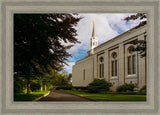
128;46;136;75
83;69;85;80
115;60;117;76
133;55;136;74
100;64;101;78
112;61;114;76
99;57;104;78
128;56;131;74
102;63;104;77
111;52;118;77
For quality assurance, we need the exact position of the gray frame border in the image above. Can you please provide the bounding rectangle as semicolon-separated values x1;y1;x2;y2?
0;0;159;114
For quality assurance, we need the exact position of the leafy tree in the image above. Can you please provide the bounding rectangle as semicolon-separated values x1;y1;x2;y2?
14;14;81;94
52;73;68;86
124;13;147;57
87;79;112;93
67;73;72;84
30;80;41;92
14;76;26;93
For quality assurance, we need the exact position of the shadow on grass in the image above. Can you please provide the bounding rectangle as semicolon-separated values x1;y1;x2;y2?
14;91;49;101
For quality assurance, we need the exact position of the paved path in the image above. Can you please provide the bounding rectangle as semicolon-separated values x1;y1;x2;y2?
37;90;94;101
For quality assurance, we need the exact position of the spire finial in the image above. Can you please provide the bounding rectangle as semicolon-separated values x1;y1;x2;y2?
92;20;95;37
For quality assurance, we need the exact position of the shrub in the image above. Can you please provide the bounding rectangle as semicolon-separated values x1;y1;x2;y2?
87;79;112;93
55;86;72;90
116;83;136;92
72;86;88;90
140;85;146;92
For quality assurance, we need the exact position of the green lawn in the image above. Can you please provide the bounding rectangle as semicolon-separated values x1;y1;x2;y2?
64;90;146;101
14;91;50;101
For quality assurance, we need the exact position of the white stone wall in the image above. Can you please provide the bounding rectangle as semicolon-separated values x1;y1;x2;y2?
72;56;94;86
108;47;119;91
72;25;146;91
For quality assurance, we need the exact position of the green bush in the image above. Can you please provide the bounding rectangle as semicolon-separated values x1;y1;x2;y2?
56;86;72;90
72;86;88;90
140;85;146;92
87;79;112;93
116;83;136;92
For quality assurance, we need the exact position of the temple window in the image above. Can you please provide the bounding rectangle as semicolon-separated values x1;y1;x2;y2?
111;52;118;77
127;46;136;75
99;57;104;78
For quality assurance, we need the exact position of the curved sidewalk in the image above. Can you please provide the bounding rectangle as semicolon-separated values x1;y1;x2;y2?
37;90;94;101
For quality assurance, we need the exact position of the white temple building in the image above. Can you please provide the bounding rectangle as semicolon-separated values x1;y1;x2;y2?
72;21;146;91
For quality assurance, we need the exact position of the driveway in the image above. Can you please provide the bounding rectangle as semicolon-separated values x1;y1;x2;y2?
37;90;94;101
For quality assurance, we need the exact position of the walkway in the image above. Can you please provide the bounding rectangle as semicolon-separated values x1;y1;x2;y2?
37;90;94;101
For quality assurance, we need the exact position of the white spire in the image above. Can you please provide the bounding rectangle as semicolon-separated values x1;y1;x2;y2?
90;20;98;54
92;20;95;38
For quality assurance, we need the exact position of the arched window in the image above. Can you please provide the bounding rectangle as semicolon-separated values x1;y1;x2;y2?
111;52;118;77
127;46;136;75
99;57;104;78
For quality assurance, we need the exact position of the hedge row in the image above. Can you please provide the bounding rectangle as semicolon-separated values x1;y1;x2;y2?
55;86;88;90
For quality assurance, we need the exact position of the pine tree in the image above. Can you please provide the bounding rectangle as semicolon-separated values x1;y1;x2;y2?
14;14;81;94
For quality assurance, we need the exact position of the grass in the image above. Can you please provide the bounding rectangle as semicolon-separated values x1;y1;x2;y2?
14;90;50;101
63;90;146;101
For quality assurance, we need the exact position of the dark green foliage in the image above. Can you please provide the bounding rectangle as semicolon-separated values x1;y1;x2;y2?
116;83;136;92
14;14;81;76
72;86;88;90
14;77;26;93
87;79;112;93
30;80;41;92
140;85;146;92
55;86;72;90
129;39;146;57
14;14;81;94
123;13;147;28
56;86;88;91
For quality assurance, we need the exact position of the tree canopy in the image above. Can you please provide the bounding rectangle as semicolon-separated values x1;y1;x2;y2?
14;14;81;94
124;13;147;28
14;14;81;77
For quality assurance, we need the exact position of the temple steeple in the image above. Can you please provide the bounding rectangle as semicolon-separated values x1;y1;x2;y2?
90;20;98;54
92;20;95;38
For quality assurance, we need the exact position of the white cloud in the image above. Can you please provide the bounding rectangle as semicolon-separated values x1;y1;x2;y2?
64;62;75;73
67;13;141;55
63;13;144;73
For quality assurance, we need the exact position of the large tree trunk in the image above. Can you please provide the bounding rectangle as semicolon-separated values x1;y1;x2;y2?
27;79;30;95
44;84;47;91
41;81;43;91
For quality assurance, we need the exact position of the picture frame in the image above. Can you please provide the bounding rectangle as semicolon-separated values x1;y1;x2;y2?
0;0;159;114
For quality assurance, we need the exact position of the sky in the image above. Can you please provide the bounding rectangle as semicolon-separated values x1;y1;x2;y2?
63;13;143;73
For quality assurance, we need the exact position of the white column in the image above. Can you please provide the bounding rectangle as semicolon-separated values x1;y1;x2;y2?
104;49;109;81
118;43;125;85
93;54;98;79
138;34;146;89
